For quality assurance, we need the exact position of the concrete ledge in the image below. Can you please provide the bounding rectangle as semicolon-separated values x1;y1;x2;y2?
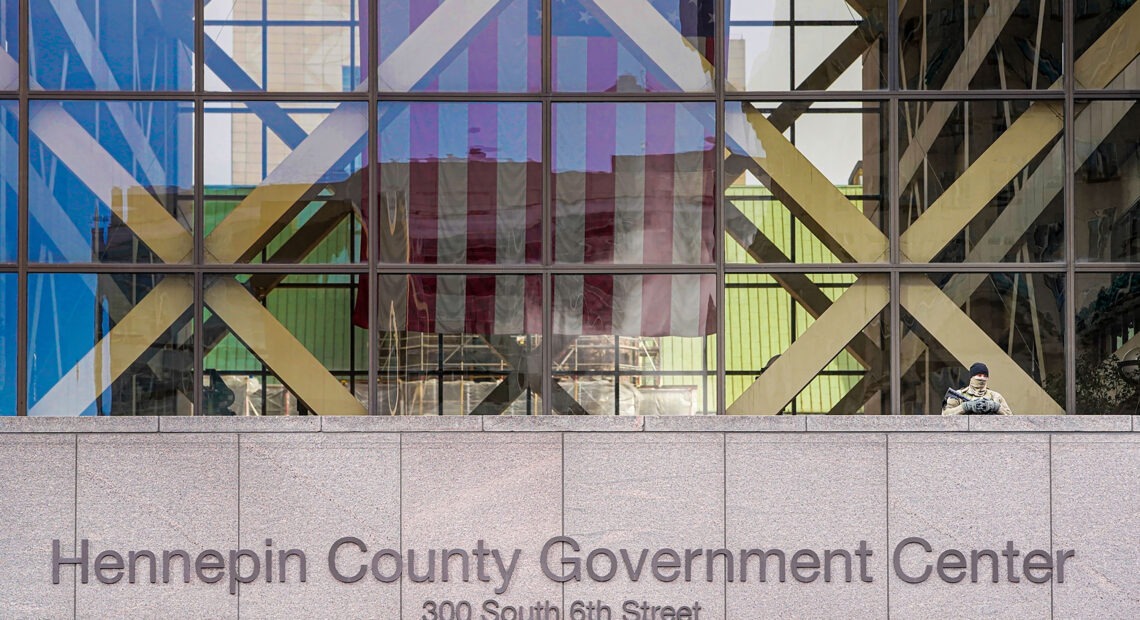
0;414;1133;434
159;415;320;432
646;415;805;432
805;415;968;432
484;415;644;432
320;415;482;432
969;415;1133;432
0;416;158;433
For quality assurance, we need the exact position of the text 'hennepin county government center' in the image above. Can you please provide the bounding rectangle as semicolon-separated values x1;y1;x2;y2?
3;1;1140;618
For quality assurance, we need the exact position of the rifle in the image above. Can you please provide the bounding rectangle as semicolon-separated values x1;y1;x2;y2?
943;388;1000;414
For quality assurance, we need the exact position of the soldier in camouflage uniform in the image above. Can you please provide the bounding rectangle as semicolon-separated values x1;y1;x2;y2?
942;362;1013;415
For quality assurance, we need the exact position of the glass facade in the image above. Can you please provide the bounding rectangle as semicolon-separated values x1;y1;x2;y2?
0;1;1138;416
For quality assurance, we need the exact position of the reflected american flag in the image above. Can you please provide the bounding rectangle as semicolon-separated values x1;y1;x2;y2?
357;0;717;337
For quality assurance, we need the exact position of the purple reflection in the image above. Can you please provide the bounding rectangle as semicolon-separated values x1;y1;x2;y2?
368;103;542;268
378;0;540;92
553;103;716;265
553;0;716;92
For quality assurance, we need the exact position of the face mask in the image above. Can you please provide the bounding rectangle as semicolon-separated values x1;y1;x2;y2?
970;376;988;391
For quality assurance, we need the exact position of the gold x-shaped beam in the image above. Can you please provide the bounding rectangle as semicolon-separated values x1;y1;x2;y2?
31;0;514;416
582;0;1139;414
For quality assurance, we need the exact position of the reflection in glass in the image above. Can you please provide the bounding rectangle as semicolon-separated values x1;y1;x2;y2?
0;273;11;415
727;0;886;92
28;273;194;416
0;0;15;90
204;101;364;264
373;274;543;415
0;101;14;262
1075;273;1140;414
899;0;1062;90
28;100;194;263
378;0;539;93
899;272;1064;415
725;101;885;264
553;274;716;415
373;102;541;265
206;273;366;415
898;99;1064;263
1075;3;1139;90
29;0;193;90
1075;100;1140;262
725;273;888;415
206;0;363;92
553;0;715;92
553;102;715;265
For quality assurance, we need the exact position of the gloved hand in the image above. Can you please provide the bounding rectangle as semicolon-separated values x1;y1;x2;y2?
974;399;1000;414
963;398;999;414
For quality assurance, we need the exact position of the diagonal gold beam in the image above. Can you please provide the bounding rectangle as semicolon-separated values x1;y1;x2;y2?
727;108;889;263
838;58;1140;413
28;277;194;416
900;1;1140;262
900;276;1064;414
204;278;367;415
727;276;889;415
29;104;193;264
723;200;881;369
29;3;515;415
897;0;1021;192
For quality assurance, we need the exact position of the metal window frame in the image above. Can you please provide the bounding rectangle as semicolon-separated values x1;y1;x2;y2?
4;0;1140;416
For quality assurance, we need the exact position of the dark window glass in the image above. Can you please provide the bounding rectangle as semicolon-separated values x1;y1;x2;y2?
900;0;1062;90
899;99;1064;263
1075;273;1140;414
1075;99;1140;262
900;272;1065;415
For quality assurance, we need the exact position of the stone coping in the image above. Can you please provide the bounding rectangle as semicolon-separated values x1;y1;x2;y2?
0;415;1134;433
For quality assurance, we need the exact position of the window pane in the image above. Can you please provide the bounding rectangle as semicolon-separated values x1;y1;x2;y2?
0;100;14;262
29;0;194;91
899;0;1062;90
725;273;888;415
899;272;1064;415
205;273;366;415
553;274;716;415
1076;273;1140;414
553;0;715;92
375;273;543;415
0;273;12;415
727;0;887;92
28;273;194;416
0;0;15;90
899;99;1064;263
204;101;365;264
726;100;885;264
28;100;194;263
378;0;539;93
205;0;364;92
375;102;541;265
553;102;715;266
1076;99;1140;262
1075;2;1140;90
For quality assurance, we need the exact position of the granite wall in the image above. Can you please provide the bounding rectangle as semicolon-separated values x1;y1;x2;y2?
2;415;1138;619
